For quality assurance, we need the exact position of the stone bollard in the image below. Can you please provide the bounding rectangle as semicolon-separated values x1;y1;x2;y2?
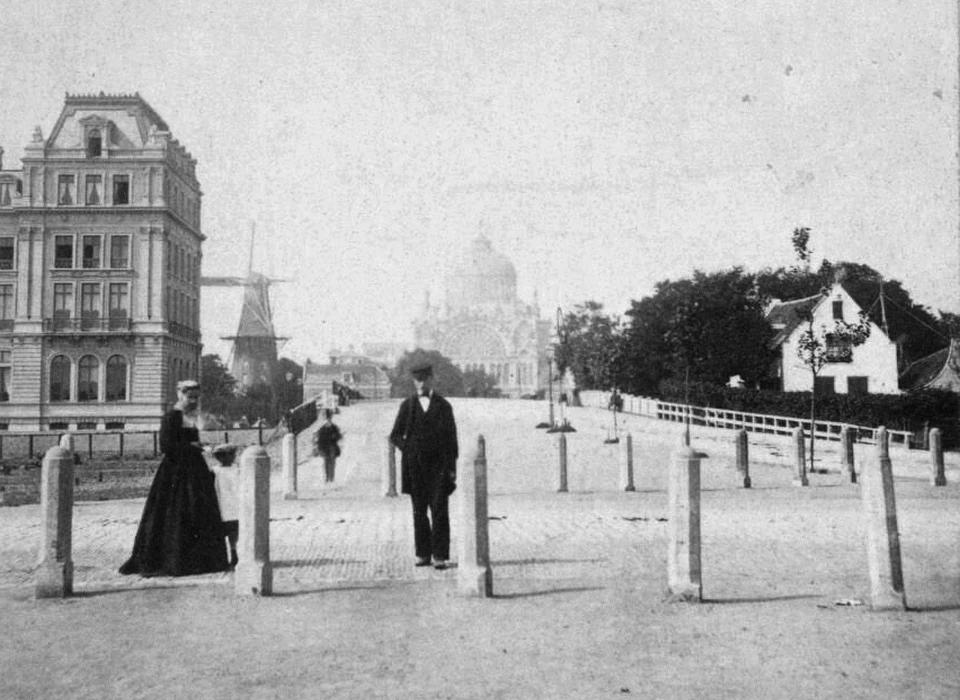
236;445;273;596
792;428;809;487
666;445;702;602
557;433;568;493
735;429;751;489
36;446;74;598
842;426;856;484
861;427;906;610
929;428;946;486
384;437;398;498
282;433;297;500
458;435;493;597
619;433;636;492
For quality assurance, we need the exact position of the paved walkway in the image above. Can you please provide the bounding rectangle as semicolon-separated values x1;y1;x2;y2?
2;401;959;700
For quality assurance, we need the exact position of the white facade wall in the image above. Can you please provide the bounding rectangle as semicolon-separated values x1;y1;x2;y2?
779;285;899;395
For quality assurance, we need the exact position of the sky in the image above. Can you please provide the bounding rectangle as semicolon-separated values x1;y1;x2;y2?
1;0;958;364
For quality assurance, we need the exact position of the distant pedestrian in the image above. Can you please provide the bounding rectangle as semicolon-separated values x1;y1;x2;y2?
313;409;343;483
119;380;229;577
389;362;458;570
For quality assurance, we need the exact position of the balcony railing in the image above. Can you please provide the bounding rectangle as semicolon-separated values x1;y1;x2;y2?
43;317;133;333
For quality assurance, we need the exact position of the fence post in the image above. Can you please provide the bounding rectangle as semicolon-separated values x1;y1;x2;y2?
458;435;493;597
861;427;906;610
792;428;809;487
153;431;158;457
87;434;93;461
841;426;856;483
619;433;635;492
282;433;297;500
36;446;74;598
384;437;398;498
119;432;125;458
557;433;568;493
735;429;751;489
929;428;946;486
236;445;272;596
666;444;702;602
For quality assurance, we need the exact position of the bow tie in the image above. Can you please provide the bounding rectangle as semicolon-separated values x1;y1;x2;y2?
420;391;430;398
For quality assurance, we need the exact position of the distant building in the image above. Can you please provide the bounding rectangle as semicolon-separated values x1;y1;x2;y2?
361;341;408;371
766;282;899;395
303;349;391;401
0;92;203;430
413;231;551;398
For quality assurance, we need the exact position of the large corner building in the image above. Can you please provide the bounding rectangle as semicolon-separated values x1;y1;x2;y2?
0;93;203;431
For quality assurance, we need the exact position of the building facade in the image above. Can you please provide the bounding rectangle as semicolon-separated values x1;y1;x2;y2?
413;232;551;398
303;349;391;401
0;93;203;431
767;282;899;395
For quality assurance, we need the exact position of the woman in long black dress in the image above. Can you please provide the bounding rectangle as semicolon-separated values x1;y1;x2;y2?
119;380;229;577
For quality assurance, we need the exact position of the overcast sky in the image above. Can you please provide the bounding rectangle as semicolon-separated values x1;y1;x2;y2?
2;0;958;363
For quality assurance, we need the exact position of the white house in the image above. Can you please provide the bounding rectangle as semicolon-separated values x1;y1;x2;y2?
766;283;899;395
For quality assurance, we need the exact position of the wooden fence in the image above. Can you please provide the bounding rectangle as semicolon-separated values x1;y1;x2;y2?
579;390;917;449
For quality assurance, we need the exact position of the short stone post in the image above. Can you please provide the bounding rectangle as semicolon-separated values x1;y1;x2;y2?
384;437;398;497
619;433;636;492
557;433;568;493
458;435;493;597
860;427;906;610
842;426;856;483
666;445;702;602
36;446;74;598
792;428;809;487
929;428;946;486
735;429;751;488
236;445;273;596
282;433;297;500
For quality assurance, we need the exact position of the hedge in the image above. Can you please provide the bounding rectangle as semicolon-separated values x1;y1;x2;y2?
657;379;960;448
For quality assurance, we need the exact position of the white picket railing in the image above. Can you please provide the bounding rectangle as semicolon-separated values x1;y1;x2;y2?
579;390;916;449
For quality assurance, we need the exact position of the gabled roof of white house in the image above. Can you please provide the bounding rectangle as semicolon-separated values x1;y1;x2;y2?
765;292;823;348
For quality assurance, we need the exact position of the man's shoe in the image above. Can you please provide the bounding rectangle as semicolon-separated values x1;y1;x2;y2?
415;557;431;567
433;559;448;570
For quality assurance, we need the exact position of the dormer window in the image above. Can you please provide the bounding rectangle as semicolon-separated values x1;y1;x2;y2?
87;129;102;158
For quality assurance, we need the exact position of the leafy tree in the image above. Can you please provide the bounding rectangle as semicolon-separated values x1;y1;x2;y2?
553;302;623;391
620;268;776;394
391;349;465;398
795;309;871;473
274;356;304;414
200;354;238;420
463;368;501;398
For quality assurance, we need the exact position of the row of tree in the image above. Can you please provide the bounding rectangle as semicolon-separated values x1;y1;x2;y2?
554;230;954;397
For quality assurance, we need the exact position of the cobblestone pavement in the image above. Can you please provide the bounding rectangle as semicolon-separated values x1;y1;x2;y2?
1;400;957;599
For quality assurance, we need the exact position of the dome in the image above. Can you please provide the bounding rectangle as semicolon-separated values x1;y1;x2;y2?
445;234;517;310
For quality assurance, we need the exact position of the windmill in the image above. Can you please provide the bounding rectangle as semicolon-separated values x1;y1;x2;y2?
201;223;288;390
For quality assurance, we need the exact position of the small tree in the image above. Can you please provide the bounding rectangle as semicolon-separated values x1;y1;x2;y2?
796;310;871;472
463;368;501;398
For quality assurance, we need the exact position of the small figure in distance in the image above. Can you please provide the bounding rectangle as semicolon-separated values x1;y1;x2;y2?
313;409;343;483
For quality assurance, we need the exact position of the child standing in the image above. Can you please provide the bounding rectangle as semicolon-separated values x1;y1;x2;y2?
210;444;240;567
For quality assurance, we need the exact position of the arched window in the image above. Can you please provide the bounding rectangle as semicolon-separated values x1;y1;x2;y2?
50;355;71;402
106;355;127;402
78;355;99;402
87;129;102;158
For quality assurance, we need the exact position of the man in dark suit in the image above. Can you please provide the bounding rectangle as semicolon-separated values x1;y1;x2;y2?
389;362;458;569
